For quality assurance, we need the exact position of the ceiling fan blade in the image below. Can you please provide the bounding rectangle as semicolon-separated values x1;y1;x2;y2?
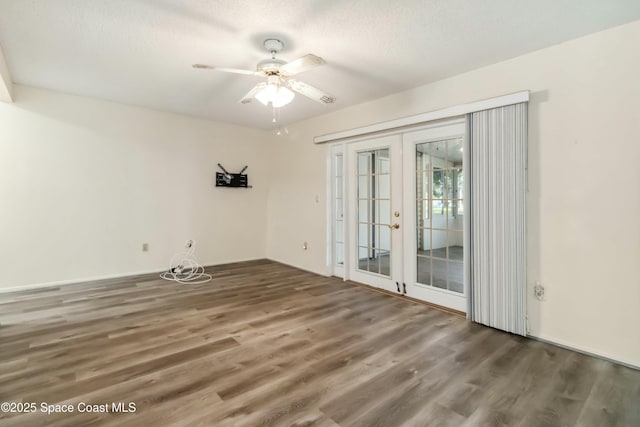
287;80;335;104
279;54;326;76
192;64;262;76
239;82;267;104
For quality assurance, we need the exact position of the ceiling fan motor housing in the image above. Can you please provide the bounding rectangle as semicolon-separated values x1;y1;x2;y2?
257;58;286;74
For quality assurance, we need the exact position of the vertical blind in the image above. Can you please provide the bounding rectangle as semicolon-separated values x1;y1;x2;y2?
465;103;527;336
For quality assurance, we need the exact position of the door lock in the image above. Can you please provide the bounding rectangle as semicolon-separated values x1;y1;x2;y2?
388;223;400;230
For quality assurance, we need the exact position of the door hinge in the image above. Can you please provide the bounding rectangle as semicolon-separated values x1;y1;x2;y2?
402;283;407;295
396;281;401;293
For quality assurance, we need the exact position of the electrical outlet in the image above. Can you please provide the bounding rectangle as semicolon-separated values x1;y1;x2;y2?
533;282;545;300
142;243;149;252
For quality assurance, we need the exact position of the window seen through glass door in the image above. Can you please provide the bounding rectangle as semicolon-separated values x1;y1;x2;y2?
416;139;464;293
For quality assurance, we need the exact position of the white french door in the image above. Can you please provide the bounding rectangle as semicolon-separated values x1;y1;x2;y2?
402;122;466;312
333;119;467;312
346;135;403;293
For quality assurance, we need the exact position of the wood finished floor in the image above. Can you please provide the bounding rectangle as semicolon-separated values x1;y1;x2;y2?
0;259;638;426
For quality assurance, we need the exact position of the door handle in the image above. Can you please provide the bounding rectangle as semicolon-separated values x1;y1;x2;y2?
387;223;400;230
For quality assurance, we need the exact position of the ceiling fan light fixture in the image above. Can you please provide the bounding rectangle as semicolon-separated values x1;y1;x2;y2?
255;84;275;106
272;86;295;108
255;83;295;108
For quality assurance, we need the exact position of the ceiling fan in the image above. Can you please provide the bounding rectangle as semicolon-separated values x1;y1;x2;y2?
193;39;335;108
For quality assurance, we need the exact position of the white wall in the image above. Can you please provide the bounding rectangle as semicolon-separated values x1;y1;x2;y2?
0;85;270;289
266;20;640;367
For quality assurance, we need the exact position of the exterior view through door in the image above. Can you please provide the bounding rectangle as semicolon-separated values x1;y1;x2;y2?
331;120;466;313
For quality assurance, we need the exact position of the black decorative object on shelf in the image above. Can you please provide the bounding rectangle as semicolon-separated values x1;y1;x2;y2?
216;164;251;188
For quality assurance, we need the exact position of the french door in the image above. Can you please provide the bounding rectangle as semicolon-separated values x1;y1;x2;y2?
402;122;466;312
346;135;403;293
335;120;466;312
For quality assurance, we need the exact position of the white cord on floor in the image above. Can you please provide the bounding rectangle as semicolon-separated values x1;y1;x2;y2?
160;240;212;284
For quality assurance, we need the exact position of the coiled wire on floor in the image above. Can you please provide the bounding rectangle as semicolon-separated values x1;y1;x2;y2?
160;240;212;284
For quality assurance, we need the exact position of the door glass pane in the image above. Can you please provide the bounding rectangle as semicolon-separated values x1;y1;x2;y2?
378;199;390;225
431;230;447;259
358;223;369;247
416;150;430;172
358;247;369;271
358;199;369;222
358;176;369;199
432;169;444;199
417;256;431;285
428;139;447;156
377;175;390;199
432;259;447;289
455;168;464;213
417;228;430;257
447;231;463;260
416;138;464;293
422;172;430;199
378;225;390;251
443;169;454;199
368;252;380;274
432;200;446;227
379;250;391;276
417;199;428;228
358;153;370;175
453;199;464;218
375;149;390;174
356;148;392;277
448;261;463;293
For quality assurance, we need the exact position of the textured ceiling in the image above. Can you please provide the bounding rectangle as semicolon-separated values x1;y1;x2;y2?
1;0;639;129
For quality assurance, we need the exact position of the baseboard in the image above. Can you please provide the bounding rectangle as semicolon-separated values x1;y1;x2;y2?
265;257;331;278
0;268;166;293
528;334;639;371
0;257;264;294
